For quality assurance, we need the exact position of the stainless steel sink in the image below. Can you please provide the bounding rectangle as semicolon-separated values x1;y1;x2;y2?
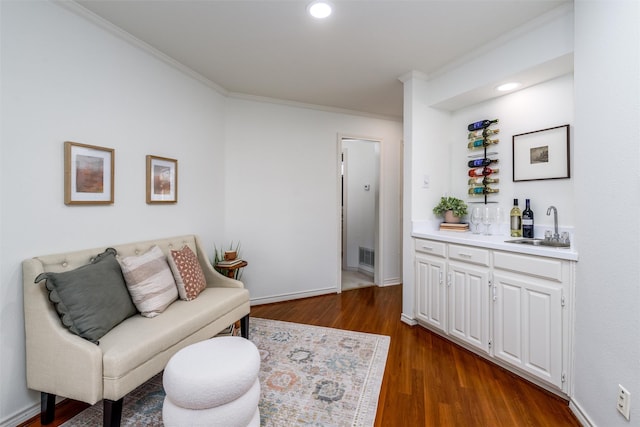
505;238;571;248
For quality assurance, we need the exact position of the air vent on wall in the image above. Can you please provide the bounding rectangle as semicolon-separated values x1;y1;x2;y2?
358;247;375;268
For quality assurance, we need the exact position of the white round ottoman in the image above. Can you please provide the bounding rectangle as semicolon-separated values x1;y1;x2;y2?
162;336;261;427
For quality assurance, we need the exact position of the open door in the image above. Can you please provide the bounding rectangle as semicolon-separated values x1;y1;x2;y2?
340;137;380;291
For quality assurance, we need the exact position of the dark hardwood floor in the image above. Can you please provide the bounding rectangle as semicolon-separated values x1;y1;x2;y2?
251;284;580;427
21;284;580;427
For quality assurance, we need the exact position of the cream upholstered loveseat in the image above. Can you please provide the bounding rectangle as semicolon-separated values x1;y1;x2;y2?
23;234;250;427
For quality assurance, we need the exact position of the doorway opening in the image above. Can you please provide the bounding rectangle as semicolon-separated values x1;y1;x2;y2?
340;137;380;291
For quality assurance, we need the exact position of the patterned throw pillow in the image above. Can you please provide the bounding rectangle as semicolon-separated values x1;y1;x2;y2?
167;245;207;301
117;245;178;318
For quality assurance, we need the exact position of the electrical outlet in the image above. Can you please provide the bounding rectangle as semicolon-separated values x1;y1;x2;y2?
617;384;631;421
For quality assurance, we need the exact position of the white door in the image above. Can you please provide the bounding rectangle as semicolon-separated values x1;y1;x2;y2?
415;254;447;333
448;261;490;353
493;271;563;388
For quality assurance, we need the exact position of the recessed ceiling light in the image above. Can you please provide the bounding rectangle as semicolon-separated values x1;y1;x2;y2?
496;82;522;92
308;1;333;19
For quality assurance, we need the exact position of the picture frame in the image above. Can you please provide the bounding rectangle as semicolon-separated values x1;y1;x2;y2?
146;155;178;204
512;124;570;182
64;141;114;205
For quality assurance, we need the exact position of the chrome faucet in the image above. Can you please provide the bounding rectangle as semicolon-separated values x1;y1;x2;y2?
546;206;559;240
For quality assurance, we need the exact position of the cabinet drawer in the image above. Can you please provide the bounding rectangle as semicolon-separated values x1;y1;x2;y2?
448;244;490;266
494;251;564;282
414;239;446;257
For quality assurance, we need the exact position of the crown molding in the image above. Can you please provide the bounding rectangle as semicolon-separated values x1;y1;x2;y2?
55;1;401;123
398;71;428;84
228;92;402;123
55;1;228;95
428;2;574;80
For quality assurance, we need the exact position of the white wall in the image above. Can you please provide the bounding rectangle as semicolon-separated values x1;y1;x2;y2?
426;3;574;109
408;4;574;226
403;2;640;426
401;3;574;323
401;73;574;324
0;1;403;424
224;98;402;304
572;1;640;426
401;74;452;319
0;1;228;423
342;139;379;272
450;74;575;232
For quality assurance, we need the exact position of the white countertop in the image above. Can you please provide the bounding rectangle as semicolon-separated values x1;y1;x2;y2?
412;221;578;261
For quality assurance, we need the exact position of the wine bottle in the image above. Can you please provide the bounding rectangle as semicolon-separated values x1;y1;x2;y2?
468;158;499;168
468;167;499;178
468;177;499;186
510;199;522;237
467;138;499;149
522;198;534;238
468;128;500;139
467;119;498;131
468;187;499;195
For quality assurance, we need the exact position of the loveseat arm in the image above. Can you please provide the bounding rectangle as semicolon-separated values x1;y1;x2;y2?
193;235;245;289
23;258;104;404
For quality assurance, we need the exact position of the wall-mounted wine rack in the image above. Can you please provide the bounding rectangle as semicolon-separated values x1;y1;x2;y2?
467;119;499;204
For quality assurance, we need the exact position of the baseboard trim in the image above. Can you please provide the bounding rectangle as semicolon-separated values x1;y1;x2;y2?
250;287;337;306
569;398;594;427
1;401;40;427
357;266;374;276
400;313;417;326
382;277;401;286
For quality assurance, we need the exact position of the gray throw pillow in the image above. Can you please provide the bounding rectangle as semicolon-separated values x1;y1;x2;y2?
35;248;137;344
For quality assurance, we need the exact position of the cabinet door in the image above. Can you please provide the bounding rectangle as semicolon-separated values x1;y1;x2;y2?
493;272;563;389
415;254;447;333
448;261;490;353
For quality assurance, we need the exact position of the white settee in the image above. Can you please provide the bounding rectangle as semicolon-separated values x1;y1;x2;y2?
22;235;250;427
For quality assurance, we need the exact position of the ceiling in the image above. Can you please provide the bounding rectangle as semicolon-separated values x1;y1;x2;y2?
74;0;570;120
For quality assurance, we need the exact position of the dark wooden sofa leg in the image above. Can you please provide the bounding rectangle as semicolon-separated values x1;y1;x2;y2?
241;314;250;339
103;398;123;427
40;392;56;424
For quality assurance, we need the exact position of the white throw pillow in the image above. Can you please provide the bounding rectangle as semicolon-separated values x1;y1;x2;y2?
117;245;178;317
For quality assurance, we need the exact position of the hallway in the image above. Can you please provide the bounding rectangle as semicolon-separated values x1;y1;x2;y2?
341;269;374;291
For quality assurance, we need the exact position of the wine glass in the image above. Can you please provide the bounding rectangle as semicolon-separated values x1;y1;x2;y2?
482;206;495;235
494;207;505;235
470;206;482;234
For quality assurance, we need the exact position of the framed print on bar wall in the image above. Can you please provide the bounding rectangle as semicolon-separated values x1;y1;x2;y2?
64;141;114;205
146;155;178;204
512;124;570;182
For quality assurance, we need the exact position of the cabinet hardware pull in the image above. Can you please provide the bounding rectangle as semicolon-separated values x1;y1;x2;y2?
459;253;472;258
492;285;497;301
421;245;434;251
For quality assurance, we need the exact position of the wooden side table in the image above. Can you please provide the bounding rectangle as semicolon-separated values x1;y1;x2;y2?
215;260;247;279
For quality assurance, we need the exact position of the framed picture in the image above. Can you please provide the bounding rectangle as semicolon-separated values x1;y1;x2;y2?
146;155;178;204
512;124;570;181
64;141;114;205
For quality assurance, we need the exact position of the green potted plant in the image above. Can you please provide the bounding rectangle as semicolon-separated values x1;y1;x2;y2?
213;242;244;279
433;196;468;223
213;242;241;264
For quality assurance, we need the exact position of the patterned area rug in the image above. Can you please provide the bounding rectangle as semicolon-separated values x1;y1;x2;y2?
61;318;390;427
